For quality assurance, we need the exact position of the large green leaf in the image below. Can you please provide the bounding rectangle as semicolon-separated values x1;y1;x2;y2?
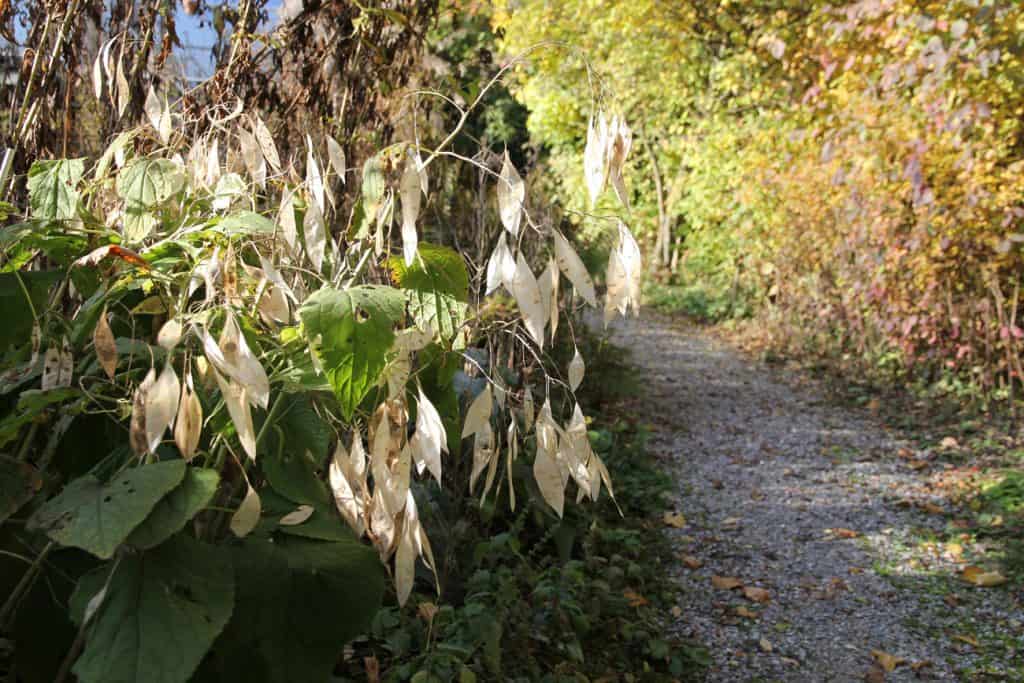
27;159;84;220
389;243;469;299
263;447;330;507
388;243;469;341
28;460;186;559
126;467;220;549
116;158;184;207
198;536;385;683
298;285;406;419
70;535;234;683
278;396;332;460
116;158;184;242
261;397;332;505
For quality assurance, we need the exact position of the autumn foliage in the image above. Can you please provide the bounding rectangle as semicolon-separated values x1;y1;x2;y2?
498;1;1024;399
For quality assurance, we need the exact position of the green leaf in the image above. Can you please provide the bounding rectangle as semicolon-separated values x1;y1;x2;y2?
116;158;184;242
278;396;332;460
388;244;469;340
0;270;61;353
27;159;84;220
0;454;42;524
28;460;187;559
16;387;81;412
216;211;276;236
116;158;184;208
127;468;220;549
389;244;469;299
70;535;234;683
201;536;385;683
298;285;406;419
1;221;86;268
263;447;330;507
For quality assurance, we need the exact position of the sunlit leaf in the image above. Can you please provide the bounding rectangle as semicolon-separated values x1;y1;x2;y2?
157;319;183;350
303;195;326;272
298;285;406;420
497;150;525;237
230;481;261;537
27;158;84;220
145;361;180;454
250;112;281;172
214;369;257;461
568;346;585;392
511;253;546;347
174;368;203;461
412;386;446;483
486;232;516;295
462;384;492;438
305;136;325;214
326;134;346;181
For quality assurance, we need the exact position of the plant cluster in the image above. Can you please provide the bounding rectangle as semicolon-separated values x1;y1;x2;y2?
333;334;707;682
0;7;648;682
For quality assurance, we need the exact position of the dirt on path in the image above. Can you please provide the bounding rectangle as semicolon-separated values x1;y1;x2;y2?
606;312;1023;682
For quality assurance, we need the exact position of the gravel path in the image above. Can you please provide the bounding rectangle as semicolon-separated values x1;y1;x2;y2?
607;313;1023;682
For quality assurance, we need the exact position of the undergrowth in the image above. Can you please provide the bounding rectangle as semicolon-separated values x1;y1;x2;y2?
334;332;709;682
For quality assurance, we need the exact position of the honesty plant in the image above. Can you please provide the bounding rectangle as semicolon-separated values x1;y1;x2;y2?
0;67;640;680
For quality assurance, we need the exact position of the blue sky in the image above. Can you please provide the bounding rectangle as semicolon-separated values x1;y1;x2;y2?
172;0;283;80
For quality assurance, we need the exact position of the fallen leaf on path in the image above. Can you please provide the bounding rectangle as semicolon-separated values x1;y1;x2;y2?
711;575;743;590
759;638;773;653
743;586;771;603
920;502;944;514
735;606;759;619
663;511;687;528
871;649;905;672
911;660;933;672
721;516;741;528
961;565;1007;587
864;665;885;683
827;527;861;539
952;634;980;647
940;436;960;450
670;606;682;618
943;593;960;607
681;555;703;570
